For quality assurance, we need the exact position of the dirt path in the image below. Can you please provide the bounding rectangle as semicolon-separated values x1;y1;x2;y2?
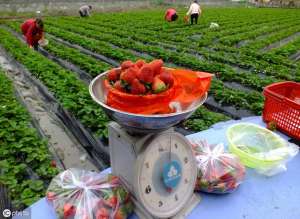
0;48;97;171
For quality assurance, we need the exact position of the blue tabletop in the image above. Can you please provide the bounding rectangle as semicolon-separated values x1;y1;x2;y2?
14;116;300;219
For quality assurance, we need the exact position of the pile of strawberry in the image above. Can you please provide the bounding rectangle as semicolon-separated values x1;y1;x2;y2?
46;169;133;219
107;59;174;95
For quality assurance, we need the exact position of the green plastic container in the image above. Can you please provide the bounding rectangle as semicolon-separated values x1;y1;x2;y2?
227;123;289;169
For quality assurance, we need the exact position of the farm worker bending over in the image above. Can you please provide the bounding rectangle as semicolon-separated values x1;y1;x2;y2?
165;8;178;22
187;0;202;25
79;5;92;17
21;18;44;50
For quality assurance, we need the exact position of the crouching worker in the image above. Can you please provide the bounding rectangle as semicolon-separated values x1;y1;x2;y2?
21;18;44;50
79;5;92;17
165;8;178;22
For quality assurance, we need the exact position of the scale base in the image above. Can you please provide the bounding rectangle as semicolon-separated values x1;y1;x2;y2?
133;193;201;219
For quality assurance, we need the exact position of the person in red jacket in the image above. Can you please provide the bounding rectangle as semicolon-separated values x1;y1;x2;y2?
21;18;44;50
164;8;178;22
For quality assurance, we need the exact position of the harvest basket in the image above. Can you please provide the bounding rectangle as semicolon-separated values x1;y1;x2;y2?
263;81;300;140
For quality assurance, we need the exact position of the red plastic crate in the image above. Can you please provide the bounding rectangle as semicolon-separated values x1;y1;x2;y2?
263;81;300;140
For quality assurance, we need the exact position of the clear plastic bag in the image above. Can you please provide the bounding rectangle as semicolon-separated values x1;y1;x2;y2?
46;168;133;219
209;22;219;29
192;140;245;194
227;123;299;176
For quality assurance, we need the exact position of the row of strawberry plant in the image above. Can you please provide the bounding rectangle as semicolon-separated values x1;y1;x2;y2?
63;11;296;48
267;36;300;59
45;21;264;114
7;21;139;63
243;25;300;51
0;69;59;208
7;22;112;77
87;7;295;38
59;16;297;82
6;22;113;77
44;38;112;77
218;19;300;46
46;19;278;91
0;27;230;136
0;27;110;138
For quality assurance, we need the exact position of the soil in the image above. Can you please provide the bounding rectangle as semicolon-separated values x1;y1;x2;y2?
0;48;97;171
224;81;255;93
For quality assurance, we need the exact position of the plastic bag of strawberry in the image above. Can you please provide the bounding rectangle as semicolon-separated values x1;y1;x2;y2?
46;168;133;219
191;140;245;194
104;59;212;114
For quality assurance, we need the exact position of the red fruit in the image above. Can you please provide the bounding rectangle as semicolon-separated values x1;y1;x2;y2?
114;209;126;219
267;121;277;131
46;192;56;201
108;175;119;184
220;173;233;182
124;193;131;203
131;79;146;94
121;60;134;70
107;196;118;208
137;64;154;83
63;203;76;218
120;67;138;84
152;76;167;94
96;207;109;219
159;70;174;87
108;69;121;82
149;59;164;75
50;160;56;168
114;80;125;92
135;59;146;68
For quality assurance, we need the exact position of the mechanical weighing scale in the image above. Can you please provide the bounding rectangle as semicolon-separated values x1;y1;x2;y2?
89;72;208;219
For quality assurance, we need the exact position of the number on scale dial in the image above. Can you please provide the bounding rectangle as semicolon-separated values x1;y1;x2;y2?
136;133;196;217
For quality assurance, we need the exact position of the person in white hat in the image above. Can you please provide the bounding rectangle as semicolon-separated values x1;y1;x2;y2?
186;0;202;25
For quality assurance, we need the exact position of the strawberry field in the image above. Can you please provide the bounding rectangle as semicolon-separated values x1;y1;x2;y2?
0;7;300;208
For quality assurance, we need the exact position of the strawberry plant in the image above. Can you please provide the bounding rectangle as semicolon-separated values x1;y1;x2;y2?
0;69;59;208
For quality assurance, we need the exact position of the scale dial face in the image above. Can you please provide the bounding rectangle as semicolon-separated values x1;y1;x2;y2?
135;132;197;218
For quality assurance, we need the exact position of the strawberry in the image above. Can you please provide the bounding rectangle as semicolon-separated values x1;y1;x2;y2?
107;196;118;208
96;207;109;219
131;79;146;95
108;69;121;82
63;203;76;218
220;173;233;182
114;208;126;219
149;59;164;75
50;160;56;168
267;121;277;131
159;70;174;87
114;80;125;92
152;76;167;94
46;192;56;201
108;175;119;184
137;64;154;83
121;60;134;70
135;59;146;68
120;68;138;84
